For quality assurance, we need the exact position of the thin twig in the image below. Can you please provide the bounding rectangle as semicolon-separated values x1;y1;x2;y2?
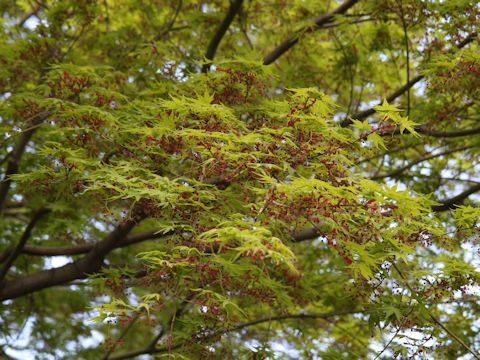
371;145;475;180
263;0;359;65
392;263;480;360
103;316;139;360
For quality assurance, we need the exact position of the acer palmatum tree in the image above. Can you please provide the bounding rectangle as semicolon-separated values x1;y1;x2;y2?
1;1;480;359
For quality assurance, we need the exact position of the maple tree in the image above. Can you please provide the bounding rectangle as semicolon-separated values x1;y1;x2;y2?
1;0;480;359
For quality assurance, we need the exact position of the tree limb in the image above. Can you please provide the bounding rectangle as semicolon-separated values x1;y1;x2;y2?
263;0;359;65
1;182;477;299
0;208;49;285
202;0;244;73
394;174;480;185
16;2;42;28
0;229;174;263
417;125;480;138
431;183;480;212
397;0;411;116
392;263;480;360
230;309;364;330
429;314;480;360
155;0;183;40
371;145;474;180
0;218;139;301
103;316;140;360
0;112;47;216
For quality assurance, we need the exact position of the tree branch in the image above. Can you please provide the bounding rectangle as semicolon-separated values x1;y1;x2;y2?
417;125;480;138
392;263;480;360
371;145;473;180
263;0;359;65
103;316;140;360
202;0;244;73
16;2;42;28
292;227;321;242
0;229;174;263
0;112;47;216
431;183;480;212
2;182;476;299
155;0;183;40
230;309;363;331
0;218;139;301
395;174;480;185
429;314;480;360
0;208;49;284
397;0;411;116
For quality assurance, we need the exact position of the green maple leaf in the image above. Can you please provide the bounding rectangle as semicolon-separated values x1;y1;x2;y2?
351;119;372;131
374;99;402;113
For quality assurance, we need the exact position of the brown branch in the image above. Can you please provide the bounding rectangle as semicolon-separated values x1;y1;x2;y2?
356;143;421;165
397;0;411;116
395;174;480;185
16;2;42;28
0;208;49;285
417;125;480;138
0;112;47;216
429;315;480;360
202;0;244;73
2;181;475;299
0;229;174;263
457;32;478;48
109;304;188;360
292;227;320;242
103;316;140;360
108;330;167;360
230;309;363;331
155;0;183;40
431;183;480;212
4;201;25;209
371;145;473;180
263;0;360;65
0;218;139;301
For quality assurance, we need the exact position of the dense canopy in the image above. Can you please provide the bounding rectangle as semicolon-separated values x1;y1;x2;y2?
0;0;480;359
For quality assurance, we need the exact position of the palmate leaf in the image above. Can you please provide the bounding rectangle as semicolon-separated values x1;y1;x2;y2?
374;99;402;113
351;119;372;131
367;131;387;150
388;112;421;136
454;206;480;227
190;289;247;318
344;241;382;280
